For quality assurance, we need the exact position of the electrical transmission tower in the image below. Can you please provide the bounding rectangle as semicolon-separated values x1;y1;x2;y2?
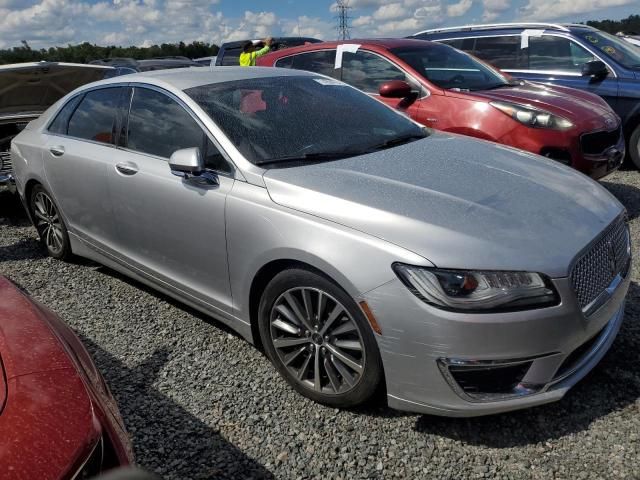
335;0;352;40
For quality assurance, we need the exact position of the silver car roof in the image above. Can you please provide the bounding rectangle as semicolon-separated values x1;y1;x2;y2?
95;66;318;91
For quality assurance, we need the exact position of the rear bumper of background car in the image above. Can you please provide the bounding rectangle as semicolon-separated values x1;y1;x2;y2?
362;270;629;417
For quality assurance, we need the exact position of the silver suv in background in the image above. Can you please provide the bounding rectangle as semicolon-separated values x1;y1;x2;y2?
11;68;631;416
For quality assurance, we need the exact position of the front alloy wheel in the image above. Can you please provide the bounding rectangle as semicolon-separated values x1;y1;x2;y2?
270;287;365;395
259;268;382;408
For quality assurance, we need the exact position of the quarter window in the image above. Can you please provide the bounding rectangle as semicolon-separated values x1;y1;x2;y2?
341;51;407;93
126;88;230;173
472;36;526;69
48;95;83;135
528;36;596;72
67;88;121;144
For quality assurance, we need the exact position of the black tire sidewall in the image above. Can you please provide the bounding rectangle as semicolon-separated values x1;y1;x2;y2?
258;267;383;408
30;185;72;260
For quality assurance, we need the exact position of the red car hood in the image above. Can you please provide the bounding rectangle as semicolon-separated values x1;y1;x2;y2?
0;277;100;479
447;82;619;127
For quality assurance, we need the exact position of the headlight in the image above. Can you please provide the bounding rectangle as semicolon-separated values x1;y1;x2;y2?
490;101;573;130
393;264;558;312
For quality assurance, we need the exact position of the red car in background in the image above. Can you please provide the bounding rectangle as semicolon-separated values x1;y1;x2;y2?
258;39;625;179
0;276;133;479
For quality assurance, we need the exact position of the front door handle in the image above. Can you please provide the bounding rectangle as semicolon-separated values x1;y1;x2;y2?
49;146;65;157
115;162;139;176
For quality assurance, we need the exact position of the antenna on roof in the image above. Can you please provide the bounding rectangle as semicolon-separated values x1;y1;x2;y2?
335;0;352;40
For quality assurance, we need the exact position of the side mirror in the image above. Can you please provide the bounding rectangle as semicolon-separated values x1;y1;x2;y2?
379;80;413;98
169;147;204;175
169;147;219;186
581;60;608;78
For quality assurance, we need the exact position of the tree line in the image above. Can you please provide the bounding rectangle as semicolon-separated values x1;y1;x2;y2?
0;13;638;65
0;40;219;65
586;14;640;34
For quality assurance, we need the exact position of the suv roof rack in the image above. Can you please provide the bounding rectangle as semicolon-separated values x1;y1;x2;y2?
412;22;573;36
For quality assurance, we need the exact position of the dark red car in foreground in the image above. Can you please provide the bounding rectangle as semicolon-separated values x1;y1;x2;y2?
258;38;625;179
0;276;133;479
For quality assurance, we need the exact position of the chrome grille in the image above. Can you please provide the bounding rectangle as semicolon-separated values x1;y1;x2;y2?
570;216;630;309
0;151;12;174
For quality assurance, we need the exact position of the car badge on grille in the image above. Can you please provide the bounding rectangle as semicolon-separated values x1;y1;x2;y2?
607;240;617;276
604;118;615;128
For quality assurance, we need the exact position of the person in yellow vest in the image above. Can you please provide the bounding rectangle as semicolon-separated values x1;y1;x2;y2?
239;37;274;66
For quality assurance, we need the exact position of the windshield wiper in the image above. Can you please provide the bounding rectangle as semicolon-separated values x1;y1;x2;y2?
483;81;521;90
254;151;362;167
363;132;427;152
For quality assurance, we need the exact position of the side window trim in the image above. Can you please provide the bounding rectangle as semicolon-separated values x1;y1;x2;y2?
46;93;84;135
48;85;125;147
120;84;236;177
436;32;617;78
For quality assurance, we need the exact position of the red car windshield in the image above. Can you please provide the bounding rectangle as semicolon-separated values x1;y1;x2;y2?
391;44;514;91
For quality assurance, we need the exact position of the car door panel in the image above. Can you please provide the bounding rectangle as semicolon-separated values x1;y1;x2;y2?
43;87;123;250
108;86;234;313
108;150;234;312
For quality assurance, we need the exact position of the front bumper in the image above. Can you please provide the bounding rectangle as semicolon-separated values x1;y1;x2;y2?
362;270;629;417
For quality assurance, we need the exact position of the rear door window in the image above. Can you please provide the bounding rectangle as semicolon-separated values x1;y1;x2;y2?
67;87;121;144
472;35;526;69
341;51;407;93
528;35;596;72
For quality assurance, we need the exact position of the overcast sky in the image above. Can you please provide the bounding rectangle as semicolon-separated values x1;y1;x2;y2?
1;0;638;49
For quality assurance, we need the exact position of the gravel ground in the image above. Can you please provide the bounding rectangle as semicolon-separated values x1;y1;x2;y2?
1;169;640;480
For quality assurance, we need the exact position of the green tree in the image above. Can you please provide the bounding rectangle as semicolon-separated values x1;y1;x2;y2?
0;41;219;65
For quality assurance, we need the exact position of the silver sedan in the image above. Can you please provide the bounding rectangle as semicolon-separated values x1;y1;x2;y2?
11;67;631;416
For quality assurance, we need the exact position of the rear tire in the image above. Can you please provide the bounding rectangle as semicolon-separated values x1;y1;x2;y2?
29;185;72;260
258;268;383;408
629;124;640;170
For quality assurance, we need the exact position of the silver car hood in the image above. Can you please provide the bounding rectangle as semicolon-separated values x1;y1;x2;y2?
263;133;623;277
0;62;111;121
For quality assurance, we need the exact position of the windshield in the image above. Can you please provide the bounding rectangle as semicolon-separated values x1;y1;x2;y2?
391;44;513;91
576;30;640;69
185;76;428;166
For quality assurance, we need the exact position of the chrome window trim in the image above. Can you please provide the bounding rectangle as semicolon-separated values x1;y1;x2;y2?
44;82;237;179
432;32;618;79
414;22;572;36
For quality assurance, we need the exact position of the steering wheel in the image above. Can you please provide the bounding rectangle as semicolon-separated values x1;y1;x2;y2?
449;74;465;84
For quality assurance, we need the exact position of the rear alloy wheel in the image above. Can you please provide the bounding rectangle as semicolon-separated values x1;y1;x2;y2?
629;124;640;170
259;268;382;408
30;185;71;260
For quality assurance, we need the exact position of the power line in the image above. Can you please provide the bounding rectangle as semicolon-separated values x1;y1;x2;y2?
335;0;352;40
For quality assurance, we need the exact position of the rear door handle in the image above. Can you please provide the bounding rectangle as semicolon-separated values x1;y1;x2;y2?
49;146;65;157
115;162;139;176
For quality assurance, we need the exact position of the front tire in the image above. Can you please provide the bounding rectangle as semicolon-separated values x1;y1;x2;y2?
30;185;72;260
258;268;383;408
629;124;640;170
